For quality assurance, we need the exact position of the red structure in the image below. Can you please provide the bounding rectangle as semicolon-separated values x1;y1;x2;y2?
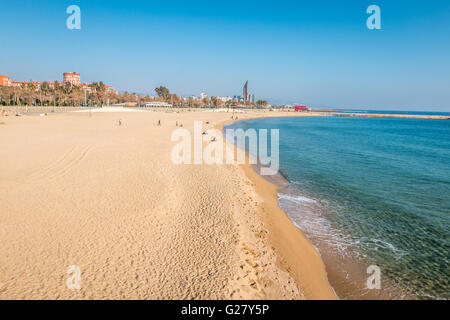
294;105;309;112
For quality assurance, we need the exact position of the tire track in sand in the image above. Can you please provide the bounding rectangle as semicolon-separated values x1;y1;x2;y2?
26;146;91;183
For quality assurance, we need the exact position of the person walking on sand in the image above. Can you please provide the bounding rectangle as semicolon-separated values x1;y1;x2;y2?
158;120;161;126
118;119;122;126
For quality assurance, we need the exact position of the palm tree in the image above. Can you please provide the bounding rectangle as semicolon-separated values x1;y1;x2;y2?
0;86;15;105
23;83;37;106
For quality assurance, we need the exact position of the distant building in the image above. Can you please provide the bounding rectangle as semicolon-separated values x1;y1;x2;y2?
80;83;92;92
0;75;11;87
105;85;116;94
200;92;208;100
44;81;55;89
294;105;310;112
143;101;173;108
233;95;245;103
11;81;23;87
217;96;232;102
63;72;81;86
30;81;41;89
243;81;248;104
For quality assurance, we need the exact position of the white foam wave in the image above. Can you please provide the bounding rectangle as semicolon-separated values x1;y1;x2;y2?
278;193;317;204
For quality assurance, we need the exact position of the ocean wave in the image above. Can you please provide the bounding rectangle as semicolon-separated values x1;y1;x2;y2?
282;198;409;261
278;192;358;257
278;193;317;204
355;237;409;260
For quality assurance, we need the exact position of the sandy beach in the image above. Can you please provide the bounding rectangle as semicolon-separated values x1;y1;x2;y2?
2;0;448;303
0;109;335;299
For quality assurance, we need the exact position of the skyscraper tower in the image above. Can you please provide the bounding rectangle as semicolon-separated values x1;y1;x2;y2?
243;81;248;105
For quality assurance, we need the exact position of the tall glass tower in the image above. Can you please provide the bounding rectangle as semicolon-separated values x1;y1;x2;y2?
243;81;248;104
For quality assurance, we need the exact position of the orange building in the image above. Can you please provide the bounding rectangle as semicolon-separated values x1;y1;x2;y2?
11;81;23;87
63;72;81;86
0;75;11;87
105;85;116;93
30;81;41;89
81;83;92;92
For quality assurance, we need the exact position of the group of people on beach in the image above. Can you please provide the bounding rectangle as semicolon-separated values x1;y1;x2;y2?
156;120;184;127
155;119;215;141
117;119;184;127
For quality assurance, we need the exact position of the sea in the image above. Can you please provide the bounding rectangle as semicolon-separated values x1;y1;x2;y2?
225;113;450;300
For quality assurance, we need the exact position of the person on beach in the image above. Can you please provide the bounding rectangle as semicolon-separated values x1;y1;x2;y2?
118;119;122;126
176;121;178;127
158;120;161;126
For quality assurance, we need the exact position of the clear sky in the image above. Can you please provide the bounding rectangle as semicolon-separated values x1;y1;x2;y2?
1;0;449;110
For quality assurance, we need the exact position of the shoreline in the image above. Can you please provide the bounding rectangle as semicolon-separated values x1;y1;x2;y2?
223;115;426;300
218;117;337;299
239;155;337;299
1;106;449;120
256;163;410;300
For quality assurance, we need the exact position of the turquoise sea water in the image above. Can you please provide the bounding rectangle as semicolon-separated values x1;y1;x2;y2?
316;110;450;116
226;116;449;300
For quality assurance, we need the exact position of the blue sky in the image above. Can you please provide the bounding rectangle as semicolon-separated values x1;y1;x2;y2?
1;0;449;110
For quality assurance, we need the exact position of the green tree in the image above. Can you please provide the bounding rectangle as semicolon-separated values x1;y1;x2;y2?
256;100;268;107
210;96;217;107
155;86;171;100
